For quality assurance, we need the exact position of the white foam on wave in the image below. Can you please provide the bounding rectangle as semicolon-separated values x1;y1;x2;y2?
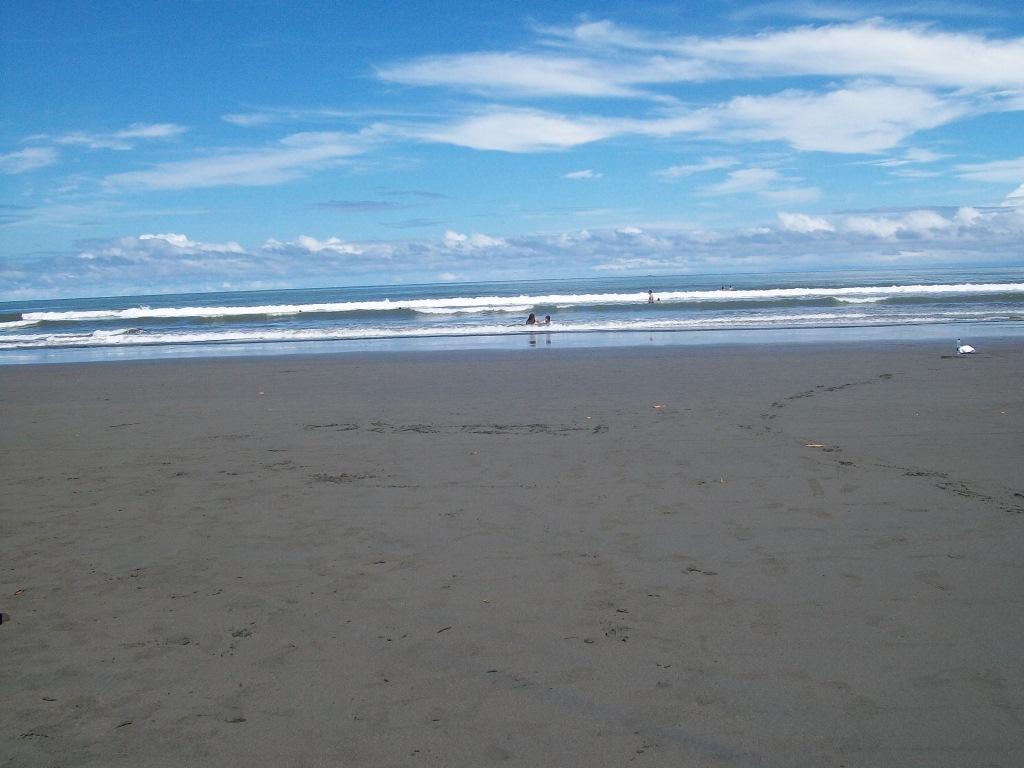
7;307;1009;350
20;282;1022;324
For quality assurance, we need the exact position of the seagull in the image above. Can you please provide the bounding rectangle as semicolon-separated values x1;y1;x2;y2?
956;338;975;355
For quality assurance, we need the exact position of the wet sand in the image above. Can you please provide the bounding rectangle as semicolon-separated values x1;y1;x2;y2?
2;342;1022;767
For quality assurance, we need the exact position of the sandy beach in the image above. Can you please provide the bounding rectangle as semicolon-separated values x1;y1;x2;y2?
2;341;1022;767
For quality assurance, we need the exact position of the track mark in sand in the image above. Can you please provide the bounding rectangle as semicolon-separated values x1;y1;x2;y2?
222;623;257;658
121;634;192;649
304;422;359;431
751;612;782;636
936;481;991;502
896;466;949;479
311;472;376;483
685;565;718;576
601;619;632;643
870;535;908;549
363;421;587;436
365;422;439;433
807;478;825;497
772;373;893;408
773;389;816;407
264;460;299;471
884;464;1020;511
460;423;585;436
915;570;955;592
402;423;440;433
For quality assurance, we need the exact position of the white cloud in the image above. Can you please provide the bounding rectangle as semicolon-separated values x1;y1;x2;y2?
411;81;960;156
378;52;647;98
385;20;1024;99
444;230;507;248
1003;183;1024;207
138;233;246;252
294;236;364;255
717;85;965;153
415;108;617;152
957;156;1024;184
394;79;967;157
654;157;737;180
702;167;820;203
774;207;1008;240
56;123;187;150
778;211;835;233
545;19;1024;90
373;19;1019;158
261;236;365;256
705;168;783;195
116;123;188;140
687;20;1024;89
8;204;1022;299
106;132;369;189
222;112;279;127
222;108;356;128
0;146;59;174
564;169;603;179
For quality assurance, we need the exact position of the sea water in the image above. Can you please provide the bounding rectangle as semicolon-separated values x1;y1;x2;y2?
1;267;1022;364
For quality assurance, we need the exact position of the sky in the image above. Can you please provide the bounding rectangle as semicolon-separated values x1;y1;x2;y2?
2;0;1024;300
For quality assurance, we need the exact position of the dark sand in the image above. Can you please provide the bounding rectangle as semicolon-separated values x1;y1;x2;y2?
2;342;1023;767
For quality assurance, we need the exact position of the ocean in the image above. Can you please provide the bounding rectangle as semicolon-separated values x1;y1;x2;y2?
2;267;1022;364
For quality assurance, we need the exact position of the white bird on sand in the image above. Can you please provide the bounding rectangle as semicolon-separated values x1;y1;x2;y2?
956;338;975;355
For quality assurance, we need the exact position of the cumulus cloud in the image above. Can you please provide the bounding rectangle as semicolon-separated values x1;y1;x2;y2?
775;206;1024;241
444;230;507;248
139;233;245;252
291;236;363;255
6;204;1022;299
778;212;835;233
64;234;253;293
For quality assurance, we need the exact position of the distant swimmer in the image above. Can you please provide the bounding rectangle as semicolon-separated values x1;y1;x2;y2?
542;315;551;325
648;290;655;304
526;313;538;325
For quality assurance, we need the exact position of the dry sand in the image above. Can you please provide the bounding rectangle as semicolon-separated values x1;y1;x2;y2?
2;341;1023;767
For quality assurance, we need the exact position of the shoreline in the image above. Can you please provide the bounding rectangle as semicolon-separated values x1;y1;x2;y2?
2;319;1021;365
2;343;1022;766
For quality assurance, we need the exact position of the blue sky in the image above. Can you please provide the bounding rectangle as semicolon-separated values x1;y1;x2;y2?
2;0;1023;299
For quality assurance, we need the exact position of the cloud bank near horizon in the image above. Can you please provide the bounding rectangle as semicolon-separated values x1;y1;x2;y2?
4;205;1021;300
